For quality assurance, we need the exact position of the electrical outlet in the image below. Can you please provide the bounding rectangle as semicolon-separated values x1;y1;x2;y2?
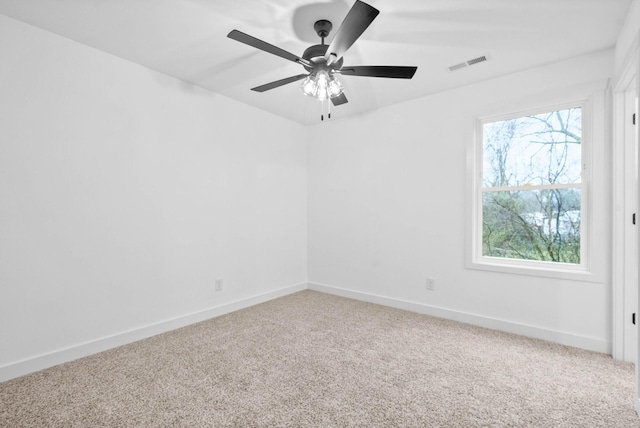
426;278;435;291
215;278;224;292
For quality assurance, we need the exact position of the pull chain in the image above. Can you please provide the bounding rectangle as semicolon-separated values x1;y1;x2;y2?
320;99;333;122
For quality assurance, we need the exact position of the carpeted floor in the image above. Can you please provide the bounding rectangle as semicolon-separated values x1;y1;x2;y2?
0;290;638;427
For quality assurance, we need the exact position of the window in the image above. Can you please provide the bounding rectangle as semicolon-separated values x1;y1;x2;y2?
471;102;590;275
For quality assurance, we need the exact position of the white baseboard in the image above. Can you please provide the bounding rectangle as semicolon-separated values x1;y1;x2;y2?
308;282;610;354
0;282;307;383
1;280;611;383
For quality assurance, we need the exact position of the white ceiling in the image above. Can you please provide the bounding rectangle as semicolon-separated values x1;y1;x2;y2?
0;0;632;125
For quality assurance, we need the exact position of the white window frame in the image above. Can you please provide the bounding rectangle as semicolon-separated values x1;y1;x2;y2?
468;99;596;282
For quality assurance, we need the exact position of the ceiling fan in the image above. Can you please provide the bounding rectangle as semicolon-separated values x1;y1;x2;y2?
227;0;417;120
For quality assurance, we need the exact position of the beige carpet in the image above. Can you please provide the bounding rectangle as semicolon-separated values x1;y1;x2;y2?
0;290;638;427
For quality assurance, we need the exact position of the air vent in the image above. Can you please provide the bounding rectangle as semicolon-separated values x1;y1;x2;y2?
448;53;491;72
467;55;487;65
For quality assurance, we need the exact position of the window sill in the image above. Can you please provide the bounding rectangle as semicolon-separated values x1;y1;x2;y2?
467;258;602;283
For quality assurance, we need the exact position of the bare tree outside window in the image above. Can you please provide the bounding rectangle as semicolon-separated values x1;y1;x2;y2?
481;107;582;264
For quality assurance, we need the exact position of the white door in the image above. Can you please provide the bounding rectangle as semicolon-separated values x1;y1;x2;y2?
635;72;640;417
625;84;638;363
629;49;640;414
613;58;639;365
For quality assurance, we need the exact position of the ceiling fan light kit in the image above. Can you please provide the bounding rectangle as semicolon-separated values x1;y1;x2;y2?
227;0;417;121
300;71;344;100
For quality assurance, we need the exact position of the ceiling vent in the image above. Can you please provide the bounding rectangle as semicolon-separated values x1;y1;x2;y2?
448;53;491;72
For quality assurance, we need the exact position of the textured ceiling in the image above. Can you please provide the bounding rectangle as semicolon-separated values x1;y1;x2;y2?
0;0;632;125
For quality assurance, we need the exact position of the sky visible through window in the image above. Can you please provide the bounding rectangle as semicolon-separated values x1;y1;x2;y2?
483;108;582;188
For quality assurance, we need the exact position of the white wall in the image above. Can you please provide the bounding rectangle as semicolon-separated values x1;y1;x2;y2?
0;15;307;380
308;50;614;353
614;0;640;76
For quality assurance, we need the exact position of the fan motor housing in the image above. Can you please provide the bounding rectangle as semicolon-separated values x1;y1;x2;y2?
302;44;343;73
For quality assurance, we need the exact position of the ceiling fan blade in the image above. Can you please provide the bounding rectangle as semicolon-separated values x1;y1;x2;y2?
324;0;379;65
228;30;311;67
339;66;418;79
331;93;349;106
251;74;310;92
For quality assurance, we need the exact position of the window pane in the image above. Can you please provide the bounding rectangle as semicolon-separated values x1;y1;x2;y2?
482;189;581;264
483;108;582;187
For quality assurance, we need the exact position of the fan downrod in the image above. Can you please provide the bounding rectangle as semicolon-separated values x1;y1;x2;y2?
301;20;342;72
